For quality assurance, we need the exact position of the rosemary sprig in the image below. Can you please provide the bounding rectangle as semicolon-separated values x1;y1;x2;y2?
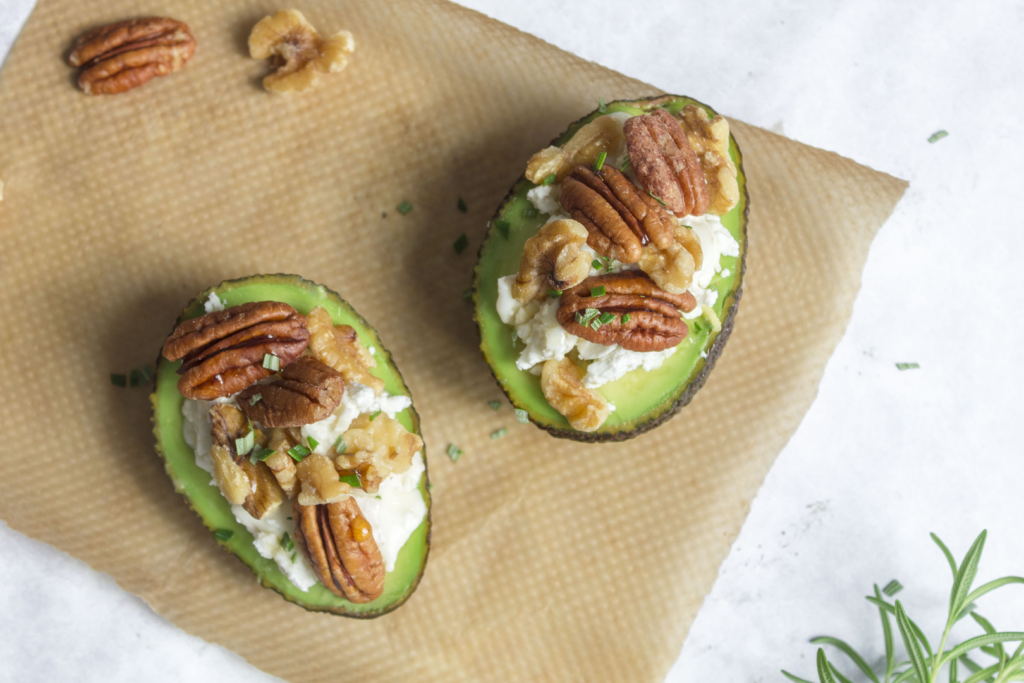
783;531;1024;683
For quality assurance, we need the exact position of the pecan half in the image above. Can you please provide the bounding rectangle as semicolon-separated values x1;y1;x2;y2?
238;356;343;428
294;498;384;603
69;17;195;95
209;404;284;519
559;165;675;264
162;301;310;400
624;109;709;217
556;272;695;351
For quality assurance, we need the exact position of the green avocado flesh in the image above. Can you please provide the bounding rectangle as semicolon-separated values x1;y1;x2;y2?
151;274;430;618
473;96;749;442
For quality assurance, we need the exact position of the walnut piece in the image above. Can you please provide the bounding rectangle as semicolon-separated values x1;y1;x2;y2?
209;404;284;519
337;413;422;494
265;429;299;498
248;10;355;94
559;165;676;264
296;452;356;506
162;301;309;400
679;105;739;215
69;17;195;95
511;218;591;303
540;358;611;432
294;498;384;603
239;356;344;428
525;115;625;184
306;307;385;395
556;272;695;351
637;224;704;294
624;109;709;217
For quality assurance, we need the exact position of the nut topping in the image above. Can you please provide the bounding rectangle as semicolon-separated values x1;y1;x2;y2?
540;358;611;432
239;356;344;428
264;428;299;498
69;17;196;95
511;218;591;303
525;114;625;184
637;224;704;294
209;404;284;519
559;165;676;264
294;498;384;603
337;413;423;494
624;109;709;217
248;10;355;94
307;307;385;395
556;272;695;351
678;105;739;215
296;453;356;506
162;301;310;400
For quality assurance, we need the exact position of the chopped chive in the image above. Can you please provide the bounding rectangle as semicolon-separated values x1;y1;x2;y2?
333;436;347;454
648;191;667;207
514;409;529;424
447;443;463;462
510;328;518;344
693;320;705;333
457;197;468;212
883;579;904;596
235;430;255;456
453;233;469;254
248;393;262;406
593;151;607;172
542;173;556;187
489;400;501;411
590;319;602;331
307;436;319;451
620;157;632;172
927;130;948;143
369;410;382;421
250;444;274;464
139;365;154;382
463;287;473;301
591;259;603;270
622;313;631;324
598;98;607;113
896;362;920;370
214;529;233;542
262;354;280;371
590;285;607;297
110;373;127;387
339;474;362;488
597;312;616;325
280;532;294;552
490;427;507;440
287;444;310;462
494;219;511;239
523;207;538;219
129;369;141;387
290;551;297;562
396;200;413;215
547;289;562;298
575;308;600;325
375;495;382;500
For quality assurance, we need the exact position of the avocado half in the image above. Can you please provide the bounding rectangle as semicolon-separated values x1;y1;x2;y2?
473;95;749;442
151;273;430;617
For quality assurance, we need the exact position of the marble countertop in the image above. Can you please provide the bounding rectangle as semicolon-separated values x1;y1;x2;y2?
2;1;1022;680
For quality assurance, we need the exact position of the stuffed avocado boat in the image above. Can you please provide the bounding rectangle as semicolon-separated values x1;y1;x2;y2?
474;95;748;442
152;274;429;617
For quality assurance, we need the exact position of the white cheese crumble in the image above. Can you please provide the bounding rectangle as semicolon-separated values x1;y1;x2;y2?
204;292;226;313
496;276;577;370
349;452;427;572
181;395;238;476
526;184;563;216
231;503;318;591
578;343;678;389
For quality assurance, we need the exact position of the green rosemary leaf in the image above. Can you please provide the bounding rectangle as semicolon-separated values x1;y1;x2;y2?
965;577;1024;611
828;662;856;683
648;190;667;206
593;151;607;172
948;657;958;683
961;662;1001;683
810;637;879;683
447;443;462;462
453;233;469;254
494;219;511;239
463;287;473;301
489;400;501;411
780;671;816;683
932;532;959;577
524;207;538;219
542;173;556;187
895;601;930;683
970;611;997;635
514;408;528;424
511;328;518;344
873;585;896;683
817;649;839;683
110;373;127;387
947;634;1024;664
592;259;603;270
950;531;988;621
883;579;904;597
547;289;561;298
928;130;949;143
598;98;607;113
213;529;233;542
896;362;921;370
620;157;631;172
339;474;361;487
457;197;467;212
396;200;413;215
490;427;506;440
129;369;141;387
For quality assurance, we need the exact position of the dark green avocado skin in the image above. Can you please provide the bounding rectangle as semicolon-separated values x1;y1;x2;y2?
151;273;430;618
473;96;749;443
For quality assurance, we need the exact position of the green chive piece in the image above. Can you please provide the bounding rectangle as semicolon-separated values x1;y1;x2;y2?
575;308;600;325
280;532;294;552
110;373;127;387
590;319;602;331
463;288;473;301
593;151;607;172
591;259;603;270
598;312;616;325
598;98;607;113
375;495;382;500
139;365;154;382
129;369;141;387
883;579;904;596
290;551;297;562
397;200;413;215
494;219;511;239
693;320;705;333
333;436;347;454
457;197;468;212
896;362;920;370
590;285;607;297
514;409;529;424
523;207;538;219
489;401;501;411
511;328;518;344
369;410;382;421
447;443;463;462
307;436;319;451
621;157;632;172
235;430;255;456
648;190;667;206
490;427;507;440
547;289;561;298
287;444;310;462
249;444;273;464
214;529;233;542
542;173;556;186
622;313;631;324
339;474;362;488
927;130;948;143
453;233;469;254
248;393;262;406
262;354;280;371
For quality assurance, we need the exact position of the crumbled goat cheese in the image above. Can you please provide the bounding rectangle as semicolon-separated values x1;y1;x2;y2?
204;292;226;313
232;503;318;591
301;382;412;456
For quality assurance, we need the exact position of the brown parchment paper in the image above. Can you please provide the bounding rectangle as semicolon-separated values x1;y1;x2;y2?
0;0;907;681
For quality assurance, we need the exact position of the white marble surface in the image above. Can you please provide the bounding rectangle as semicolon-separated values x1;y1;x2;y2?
2;1;1022;681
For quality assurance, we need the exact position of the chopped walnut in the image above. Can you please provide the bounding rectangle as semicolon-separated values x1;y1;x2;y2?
337;413;422;494
511;218;591;303
638;225;704;294
296;452;355;506
265;428;299;497
307;307;385;395
679;105;739;215
248;9;355;94
525;115;625;184
541;358;611;432
209;404;283;519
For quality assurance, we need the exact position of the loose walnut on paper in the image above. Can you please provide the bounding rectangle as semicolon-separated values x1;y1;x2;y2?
248;10;355;94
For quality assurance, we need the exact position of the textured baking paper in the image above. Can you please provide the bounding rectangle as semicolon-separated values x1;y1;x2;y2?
0;0;907;681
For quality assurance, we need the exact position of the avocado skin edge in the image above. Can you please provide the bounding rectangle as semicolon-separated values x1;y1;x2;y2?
150;273;431;618
472;95;750;443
